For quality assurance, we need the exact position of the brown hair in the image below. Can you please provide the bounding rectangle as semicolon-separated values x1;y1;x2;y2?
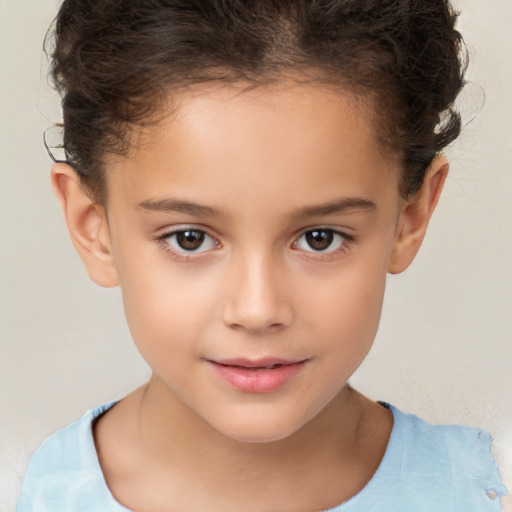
46;0;466;203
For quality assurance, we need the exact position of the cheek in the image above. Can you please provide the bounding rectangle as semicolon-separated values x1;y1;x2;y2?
115;252;220;363
303;253;388;360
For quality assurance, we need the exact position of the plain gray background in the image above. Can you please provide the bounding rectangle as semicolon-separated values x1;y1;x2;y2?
1;0;511;509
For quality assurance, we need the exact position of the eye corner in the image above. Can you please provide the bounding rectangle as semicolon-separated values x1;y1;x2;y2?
157;226;221;259
293;227;355;260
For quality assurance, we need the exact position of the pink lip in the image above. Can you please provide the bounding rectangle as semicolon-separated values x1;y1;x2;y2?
207;358;307;394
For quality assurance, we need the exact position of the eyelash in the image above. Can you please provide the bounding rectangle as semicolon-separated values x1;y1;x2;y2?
156;226;354;262
156;227;220;262
293;228;354;261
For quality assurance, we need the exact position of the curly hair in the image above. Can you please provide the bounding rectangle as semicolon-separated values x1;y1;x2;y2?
46;0;466;203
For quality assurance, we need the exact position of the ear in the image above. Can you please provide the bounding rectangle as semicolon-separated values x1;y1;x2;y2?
388;156;449;274
51;163;119;287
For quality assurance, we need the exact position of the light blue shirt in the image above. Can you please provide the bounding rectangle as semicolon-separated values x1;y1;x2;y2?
17;402;507;511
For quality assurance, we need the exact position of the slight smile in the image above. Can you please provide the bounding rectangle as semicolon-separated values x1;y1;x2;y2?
206;358;308;394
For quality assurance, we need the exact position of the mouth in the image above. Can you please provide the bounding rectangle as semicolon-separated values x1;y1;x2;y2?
206;358;307;393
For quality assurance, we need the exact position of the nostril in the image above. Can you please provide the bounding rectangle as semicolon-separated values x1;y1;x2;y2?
226;320;287;333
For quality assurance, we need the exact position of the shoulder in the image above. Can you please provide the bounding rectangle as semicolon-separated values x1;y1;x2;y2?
17;402;129;512
392;405;495;468
380;405;506;510
335;404;507;512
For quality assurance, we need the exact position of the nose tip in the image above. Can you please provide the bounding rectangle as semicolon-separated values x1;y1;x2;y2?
225;304;289;333
222;259;293;333
226;315;287;334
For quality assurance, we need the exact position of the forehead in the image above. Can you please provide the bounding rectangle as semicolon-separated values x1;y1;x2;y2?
105;81;401;211
151;81;379;160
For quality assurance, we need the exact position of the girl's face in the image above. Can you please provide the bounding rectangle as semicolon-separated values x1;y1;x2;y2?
103;82;405;442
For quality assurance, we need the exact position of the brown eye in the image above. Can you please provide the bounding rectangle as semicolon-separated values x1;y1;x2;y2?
296;229;348;254
163;229;217;254
176;230;205;250
305;230;334;251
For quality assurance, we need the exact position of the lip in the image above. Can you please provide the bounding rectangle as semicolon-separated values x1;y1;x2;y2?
207;358;307;394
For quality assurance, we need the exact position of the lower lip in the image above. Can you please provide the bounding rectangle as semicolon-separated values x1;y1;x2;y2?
208;361;306;393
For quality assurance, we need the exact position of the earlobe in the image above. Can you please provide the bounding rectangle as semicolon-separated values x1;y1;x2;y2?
388;156;449;274
51;163;119;288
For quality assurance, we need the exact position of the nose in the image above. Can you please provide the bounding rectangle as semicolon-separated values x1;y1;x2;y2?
222;252;294;333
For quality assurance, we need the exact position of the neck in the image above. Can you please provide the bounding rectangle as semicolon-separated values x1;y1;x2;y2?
95;376;392;512
138;376;376;508
141;374;361;464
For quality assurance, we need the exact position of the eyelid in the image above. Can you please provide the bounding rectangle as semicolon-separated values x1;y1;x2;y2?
156;223;217;239
294;226;353;244
156;225;221;256
155;224;354;262
292;227;355;259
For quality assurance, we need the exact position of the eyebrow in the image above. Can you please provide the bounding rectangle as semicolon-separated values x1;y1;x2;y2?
293;197;377;218
136;198;223;217
136;196;376;219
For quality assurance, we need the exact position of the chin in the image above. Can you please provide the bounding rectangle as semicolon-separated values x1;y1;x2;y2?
209;411;309;444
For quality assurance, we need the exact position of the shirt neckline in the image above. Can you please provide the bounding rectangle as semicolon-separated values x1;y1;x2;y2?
83;401;402;511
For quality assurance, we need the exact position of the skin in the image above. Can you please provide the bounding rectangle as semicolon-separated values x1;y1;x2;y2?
52;81;448;512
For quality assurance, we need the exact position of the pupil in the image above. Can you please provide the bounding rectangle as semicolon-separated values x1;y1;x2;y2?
177;230;205;250
306;230;333;251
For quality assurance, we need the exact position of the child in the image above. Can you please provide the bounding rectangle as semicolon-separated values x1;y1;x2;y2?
17;0;507;510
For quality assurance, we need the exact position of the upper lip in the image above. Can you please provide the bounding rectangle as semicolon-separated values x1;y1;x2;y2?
210;358;307;368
